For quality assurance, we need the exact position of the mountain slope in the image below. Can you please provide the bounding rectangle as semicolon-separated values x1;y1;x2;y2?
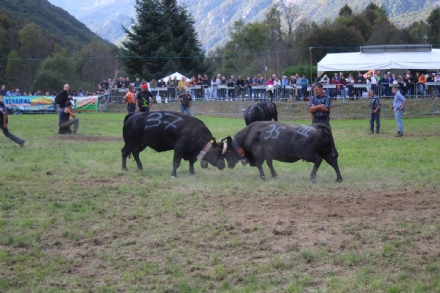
47;0;438;52
0;0;96;46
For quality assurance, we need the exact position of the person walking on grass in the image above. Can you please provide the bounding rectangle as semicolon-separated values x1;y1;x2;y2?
392;84;406;137
0;96;25;147
368;90;381;134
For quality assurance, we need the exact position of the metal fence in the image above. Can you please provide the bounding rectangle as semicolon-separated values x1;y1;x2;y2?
103;94;440;120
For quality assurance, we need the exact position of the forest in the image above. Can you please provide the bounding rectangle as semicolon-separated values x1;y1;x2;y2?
0;0;118;94
207;2;440;80
1;0;440;93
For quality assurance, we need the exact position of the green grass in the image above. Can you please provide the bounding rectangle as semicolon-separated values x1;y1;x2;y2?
0;112;440;292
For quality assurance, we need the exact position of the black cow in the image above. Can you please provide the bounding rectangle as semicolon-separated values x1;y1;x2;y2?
220;121;343;182
122;111;226;177
243;102;278;126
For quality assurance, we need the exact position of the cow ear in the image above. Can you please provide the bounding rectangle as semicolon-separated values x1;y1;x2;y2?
227;136;232;143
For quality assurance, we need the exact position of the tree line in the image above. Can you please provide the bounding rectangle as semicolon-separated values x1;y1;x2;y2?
2;0;440;95
0;9;118;94
207;2;440;81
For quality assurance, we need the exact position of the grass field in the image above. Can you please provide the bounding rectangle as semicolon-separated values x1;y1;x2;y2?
1;112;440;293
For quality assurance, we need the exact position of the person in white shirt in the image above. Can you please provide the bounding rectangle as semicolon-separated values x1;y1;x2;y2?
320;74;330;84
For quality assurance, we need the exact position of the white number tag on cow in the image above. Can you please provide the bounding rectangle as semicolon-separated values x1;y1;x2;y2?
289;125;316;138
264;124;286;140
144;112;183;130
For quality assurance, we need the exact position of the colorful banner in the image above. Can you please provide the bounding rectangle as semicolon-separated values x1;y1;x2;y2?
3;96;55;112
73;96;99;112
3;95;101;113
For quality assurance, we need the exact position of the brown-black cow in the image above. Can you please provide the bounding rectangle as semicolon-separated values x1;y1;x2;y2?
220;121;343;182
243;102;278;126
122;111;226;178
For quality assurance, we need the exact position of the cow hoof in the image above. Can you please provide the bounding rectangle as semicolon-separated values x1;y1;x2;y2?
123;168;128;172
171;176;176;179
260;176;266;180
336;178;343;182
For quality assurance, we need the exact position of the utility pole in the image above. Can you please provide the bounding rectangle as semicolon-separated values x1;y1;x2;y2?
309;47;313;83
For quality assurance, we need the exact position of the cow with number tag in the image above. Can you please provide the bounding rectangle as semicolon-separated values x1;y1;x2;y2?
121;111;226;177
219;121;343;182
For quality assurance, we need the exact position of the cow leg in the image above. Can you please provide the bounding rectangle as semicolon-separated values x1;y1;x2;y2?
310;157;323;183
266;158;277;178
121;147;130;171
189;158;196;175
171;152;184;178
322;155;343;182
254;158;266;180
132;147;144;171
121;142;136;171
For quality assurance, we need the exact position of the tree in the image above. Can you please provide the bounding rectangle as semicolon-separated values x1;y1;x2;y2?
76;37;119;89
5;50;23;89
339;4;353;18
366;20;415;45
301;24;364;63
362;2;387;25
280;2;298;36
0;14;11;82
409;21;429;44
427;8;440;46
18;23;54;89
121;0;207;79
32;45;79;93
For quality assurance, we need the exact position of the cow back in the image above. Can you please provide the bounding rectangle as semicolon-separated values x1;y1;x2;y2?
243;102;278;125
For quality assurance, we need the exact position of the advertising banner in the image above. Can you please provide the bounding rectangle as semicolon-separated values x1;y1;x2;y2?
3;96;55;112
73;96;99;112
2;95;101;113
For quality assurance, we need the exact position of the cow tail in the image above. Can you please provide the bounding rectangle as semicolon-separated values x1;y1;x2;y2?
273;103;278;121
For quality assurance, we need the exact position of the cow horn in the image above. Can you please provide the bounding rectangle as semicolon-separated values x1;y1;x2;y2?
220;136;228;142
222;142;227;155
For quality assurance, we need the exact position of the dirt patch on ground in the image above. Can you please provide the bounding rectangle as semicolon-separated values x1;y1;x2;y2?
199;187;440;249
38;185;440;291
56;135;123;142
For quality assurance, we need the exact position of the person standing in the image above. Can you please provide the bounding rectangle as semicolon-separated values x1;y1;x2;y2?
56;84;70;111
392;84;406;137
0;85;7;96
178;90;192;115
58;101;79;134
123;85;136;113
368;90;381;134
0;97;25;147
166;77;174;100
307;82;332;126
136;83;155;113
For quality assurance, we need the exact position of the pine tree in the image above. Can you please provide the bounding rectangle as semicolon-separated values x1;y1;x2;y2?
121;0;207;79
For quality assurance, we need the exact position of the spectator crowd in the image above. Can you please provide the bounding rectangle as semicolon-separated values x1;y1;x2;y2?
2;69;438;104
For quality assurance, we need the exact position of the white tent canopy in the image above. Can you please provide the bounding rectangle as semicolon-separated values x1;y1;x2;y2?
317;48;440;77
160;72;189;82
